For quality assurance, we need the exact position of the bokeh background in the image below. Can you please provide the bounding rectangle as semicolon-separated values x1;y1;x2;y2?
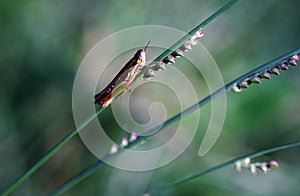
1;0;300;195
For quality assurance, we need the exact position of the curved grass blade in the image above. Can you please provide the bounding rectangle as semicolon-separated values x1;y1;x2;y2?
138;0;240;80
0;108;104;196
0;1;240;195
148;140;300;194
50;48;300;195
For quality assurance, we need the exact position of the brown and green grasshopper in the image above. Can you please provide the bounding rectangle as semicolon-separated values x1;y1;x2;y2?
94;42;149;108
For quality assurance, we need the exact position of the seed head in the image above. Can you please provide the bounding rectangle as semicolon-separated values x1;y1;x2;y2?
162;55;175;64
110;144;119;154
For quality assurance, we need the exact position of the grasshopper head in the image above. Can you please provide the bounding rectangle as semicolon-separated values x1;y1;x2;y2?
136;41;149;66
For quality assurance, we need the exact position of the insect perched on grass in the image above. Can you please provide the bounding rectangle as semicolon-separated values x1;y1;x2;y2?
94;42;149;108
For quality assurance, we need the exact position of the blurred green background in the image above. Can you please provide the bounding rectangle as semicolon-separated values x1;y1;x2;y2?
1;0;300;195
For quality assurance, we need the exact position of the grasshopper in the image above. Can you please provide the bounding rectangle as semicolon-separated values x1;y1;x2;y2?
95;42;149;108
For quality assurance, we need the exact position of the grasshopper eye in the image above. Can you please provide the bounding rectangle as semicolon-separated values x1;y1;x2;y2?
137;59;143;65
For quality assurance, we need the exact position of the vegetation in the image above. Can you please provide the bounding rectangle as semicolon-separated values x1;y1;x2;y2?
1;0;300;195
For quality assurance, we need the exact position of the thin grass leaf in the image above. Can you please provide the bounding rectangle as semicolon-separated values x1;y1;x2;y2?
49;48;300;195
148;140;300;194
139;0;240;80
0;1;239;195
0;107;104;196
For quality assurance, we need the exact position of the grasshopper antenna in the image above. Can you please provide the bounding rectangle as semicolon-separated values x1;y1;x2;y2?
144;41;150;51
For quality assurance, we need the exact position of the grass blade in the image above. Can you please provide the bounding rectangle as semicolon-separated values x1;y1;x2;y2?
50;48;300;195
150;140;300;194
1;108;104;196
1;1;240;195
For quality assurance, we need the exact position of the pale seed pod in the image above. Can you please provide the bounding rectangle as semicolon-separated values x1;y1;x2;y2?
250;75;261;84
194;29;204;38
189;30;204;46
237;81;249;88
110;144;119;154
157;61;167;70
242;157;251;166
231;84;242;92
143;69;157;79
269;67;280;75
258;163;268;174
121;137;129;147
179;41;192;51
267;160;279;168
162;55;175;64
279;62;289;70
234;161;242;172
259;71;271;79
151;61;166;71
288;58;297;66
249;164;257;175
189;37;198;45
129;132;138;142
291;54;299;61
172;49;184;58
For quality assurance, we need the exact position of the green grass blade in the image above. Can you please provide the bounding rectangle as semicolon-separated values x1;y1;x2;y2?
1;108;104;196
150;140;300;194
1;1;240;195
137;0;240;78
49;47;300;195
